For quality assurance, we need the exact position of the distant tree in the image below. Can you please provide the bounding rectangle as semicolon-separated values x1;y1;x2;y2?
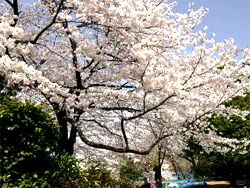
183;138;214;178
183;93;250;187
81;158;117;188
119;160;142;188
208;113;250;185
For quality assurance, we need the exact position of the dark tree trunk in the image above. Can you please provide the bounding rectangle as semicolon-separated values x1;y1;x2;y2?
154;147;165;188
229;178;236;187
227;162;237;188
56;108;76;155
154;166;161;181
67;124;77;155
229;170;237;187
153;165;162;188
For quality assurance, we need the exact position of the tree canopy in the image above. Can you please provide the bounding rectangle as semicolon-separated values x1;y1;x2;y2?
0;0;249;156
183;93;250;186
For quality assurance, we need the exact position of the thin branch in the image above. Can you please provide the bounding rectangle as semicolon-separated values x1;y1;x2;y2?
5;46;11;58
82;59;95;70
82;61;100;82
156;0;164;6
69;37;83;89
124;93;176;121
148;119;158;138
36;42;71;62
5;0;19;26
104;52;123;62
183;55;202;85
88;83;135;90
77;126;171;155
141;62;150;111
82;119;121;138
99;106;141;112
120;119;129;149
5;0;13;7
32;0;64;44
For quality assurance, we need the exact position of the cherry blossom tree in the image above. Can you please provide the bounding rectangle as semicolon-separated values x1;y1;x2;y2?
0;0;249;155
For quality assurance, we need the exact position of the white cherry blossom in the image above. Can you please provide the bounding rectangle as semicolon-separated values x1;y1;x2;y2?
0;0;249;156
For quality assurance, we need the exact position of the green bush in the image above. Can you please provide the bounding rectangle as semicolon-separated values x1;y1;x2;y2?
51;153;86;188
0;96;84;187
119;161;142;188
1;152;85;188
0;96;62;187
0;96;117;187
81;158;117;188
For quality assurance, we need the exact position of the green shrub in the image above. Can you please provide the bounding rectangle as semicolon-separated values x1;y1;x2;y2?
81;158;117;188
0;96;85;187
0;96;61;187
0;96;117;187
51;152;85;188
119;160;142;188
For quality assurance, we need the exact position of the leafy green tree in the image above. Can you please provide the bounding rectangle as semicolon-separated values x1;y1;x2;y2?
0;96;61;186
210;93;250;186
0;96;86;187
208;115;250;186
119;160;142;188
183;138;215;178
80;158;117;188
223;93;250;111
184;93;250;186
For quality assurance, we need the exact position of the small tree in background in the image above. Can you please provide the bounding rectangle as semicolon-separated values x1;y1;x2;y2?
183;138;216;178
183;93;250;187
80;158;117;188
119;160;142;188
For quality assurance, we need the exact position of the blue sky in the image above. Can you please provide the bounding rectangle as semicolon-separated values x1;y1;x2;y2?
173;0;250;48
19;0;250;48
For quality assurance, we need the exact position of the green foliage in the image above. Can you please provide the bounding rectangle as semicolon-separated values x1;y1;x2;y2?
207;111;250;181
0;96;98;188
212;93;250;141
184;93;250;182
223;92;250;111
193;160;216;178
81;158;117;188
183;138;215;178
119;160;142;188
0;96;62;187
208;93;250;156
209;114;250;139
0;95;118;188
1;172;51;188
50;153;87;188
1;152;87;188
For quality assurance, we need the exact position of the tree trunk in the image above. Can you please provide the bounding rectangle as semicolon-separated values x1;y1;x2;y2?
227;162;237;188
229;171;236;187
155;147;165;188
153;165;162;188
56;108;76;155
